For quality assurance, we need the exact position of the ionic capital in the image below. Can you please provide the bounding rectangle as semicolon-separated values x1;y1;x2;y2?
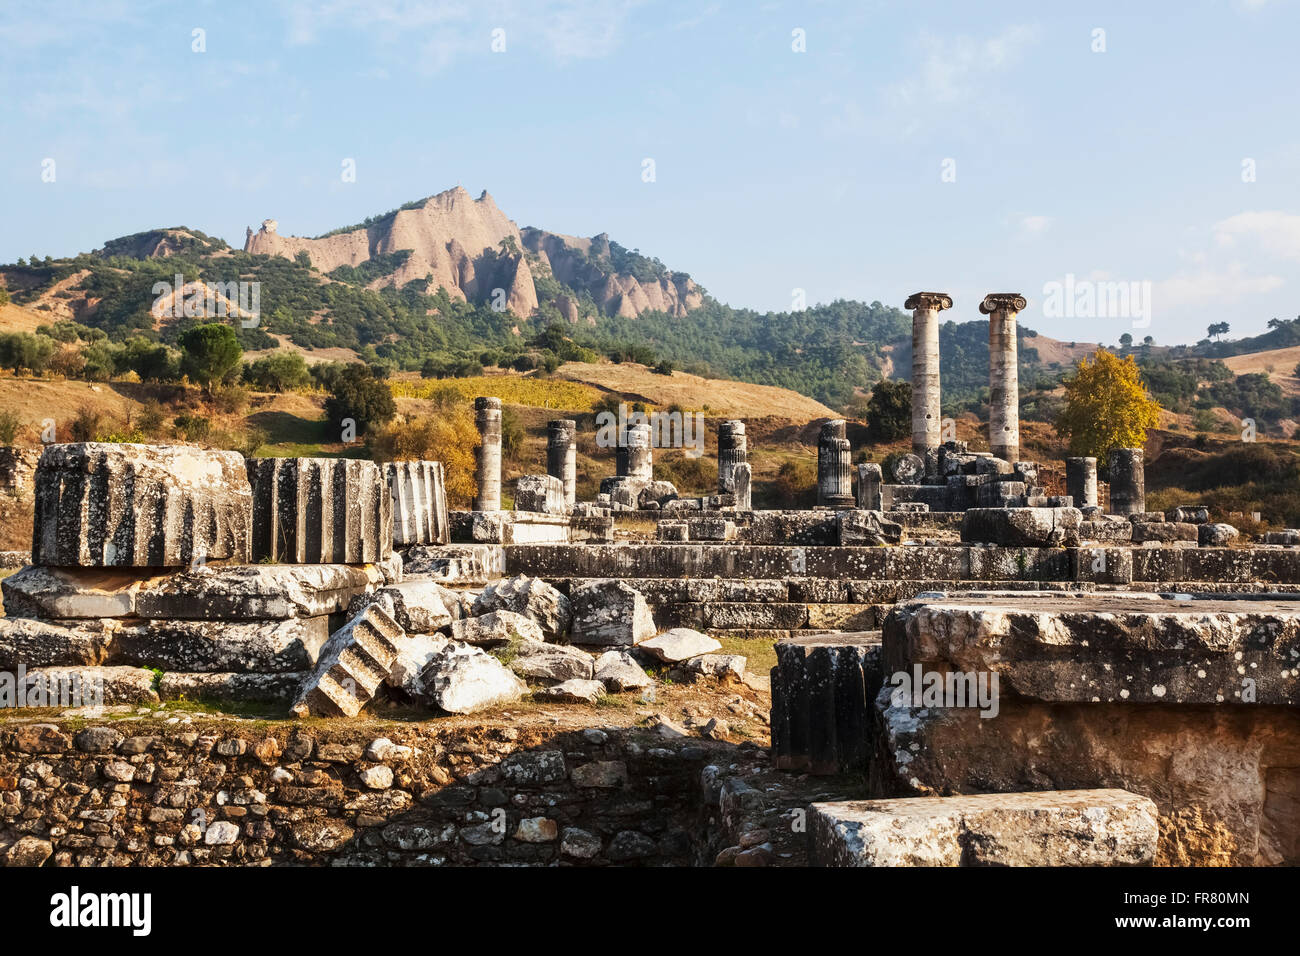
904;292;953;312
979;293;1027;315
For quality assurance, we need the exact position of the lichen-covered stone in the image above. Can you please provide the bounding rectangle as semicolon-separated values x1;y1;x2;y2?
569;579;656;647
960;507;1082;547
810;790;1158;866
388;460;449;547
291;604;406;718
33;443;252;567
514;474;568;515
472;575;571;642
509;640;594;683
247;457;392;564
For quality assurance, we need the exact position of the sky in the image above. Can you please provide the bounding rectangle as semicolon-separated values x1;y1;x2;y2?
1;0;1298;346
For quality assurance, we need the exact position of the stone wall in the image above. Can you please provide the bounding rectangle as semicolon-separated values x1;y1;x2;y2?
0;719;747;867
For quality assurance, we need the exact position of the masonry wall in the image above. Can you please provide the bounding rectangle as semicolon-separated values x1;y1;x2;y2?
0;720;747;867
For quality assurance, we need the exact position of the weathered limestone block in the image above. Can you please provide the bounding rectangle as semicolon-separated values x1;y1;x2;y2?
132;563;383;620
686;516;736;541
473;575;571;641
1200;523;1239;547
451;609;544;647
509;639;594;683
855;463;882;511
532;678;607;704
415;642;525;714
0;446;42;494
657;521;689;541
247;457;391;564
594;650;652;691
810;790;1158;867
960;507;1082;547
291;604;406;718
772;633;881;774
885;592;1300;705
388;460;449;547
158;671;307;704
0;617;111;668
637;628;720;663
2;565;145;619
514;474;568;515
837;510;902;546
354;580;454;633
637;480;679;510
1079;515;1133;544
16;665;159;706
107;616;330;672
1131;521;1199;546
1169;505;1210;524
401;543;505;585
732;462;753;511
33;443;253;567
1072;546;1134;584
450;510;572;545
570;579;656;647
1263;530;1300;547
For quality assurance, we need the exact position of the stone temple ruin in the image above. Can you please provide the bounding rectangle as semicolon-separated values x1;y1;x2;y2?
3;290;1300;868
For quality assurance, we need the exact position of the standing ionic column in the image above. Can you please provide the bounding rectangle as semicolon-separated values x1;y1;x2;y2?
717;420;748;494
904;292;953;459
473;396;502;511
1108;448;1145;515
626;423;653;480
817;419;854;509
1065;456;1098;509
547;419;577;509
981;293;1027;463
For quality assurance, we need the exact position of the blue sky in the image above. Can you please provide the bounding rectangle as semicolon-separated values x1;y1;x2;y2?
2;0;1298;345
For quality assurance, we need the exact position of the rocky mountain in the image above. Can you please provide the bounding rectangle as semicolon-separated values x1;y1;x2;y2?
243;187;701;321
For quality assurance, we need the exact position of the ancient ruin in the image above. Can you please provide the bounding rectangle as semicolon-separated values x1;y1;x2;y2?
2;294;1299;872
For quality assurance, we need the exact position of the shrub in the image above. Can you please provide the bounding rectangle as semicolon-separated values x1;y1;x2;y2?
0;410;21;444
244;351;311;392
174;414;212;442
368;401;479;508
69;406;103;442
865;379;911;442
323;364;396;436
770;458;817;508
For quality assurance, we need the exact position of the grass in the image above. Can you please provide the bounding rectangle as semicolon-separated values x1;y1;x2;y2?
714;634;778;675
392;375;602;411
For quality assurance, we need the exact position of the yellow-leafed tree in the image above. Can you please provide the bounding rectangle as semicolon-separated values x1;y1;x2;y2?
367;387;480;508
1054;350;1162;459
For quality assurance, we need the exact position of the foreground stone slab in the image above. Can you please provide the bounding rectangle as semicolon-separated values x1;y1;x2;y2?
809;790;1158;866
12;666;159;706
885;592;1300;704
509;639;594;683
1;566;149;619
415;642;525;714
248;457;392;564
637;628;721;663
388;460;449;547
33;443;252;567
291;605;406;718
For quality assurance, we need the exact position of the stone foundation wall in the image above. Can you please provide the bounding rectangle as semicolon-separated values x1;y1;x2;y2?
0;719;738;867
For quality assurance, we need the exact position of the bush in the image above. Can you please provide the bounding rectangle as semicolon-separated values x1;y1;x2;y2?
0;410;21;444
174;414;212;442
865;379;911;442
653;359;675;376
323;364;396;436
368;406;479;508
244;351;311;392
770;458;817;508
69;406;103;442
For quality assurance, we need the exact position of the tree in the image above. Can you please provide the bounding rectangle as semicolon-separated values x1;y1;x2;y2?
1143;336;1154;346
1208;322;1230;341
864;378;911;442
179;323;242;394
244;350;311;392
1119;333;1133;349
323;363;396;436
1054;350;1162;458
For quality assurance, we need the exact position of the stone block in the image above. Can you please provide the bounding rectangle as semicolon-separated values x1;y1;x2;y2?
388;461;449;547
837;510;902;546
514;474;568;515
247;457;392;564
809;790;1158;866
107;616;330;672
570;579;656;647
33;443;252;567
960;507;1082;547
472;575;571;641
772;633;881;774
158;671;307;704
1131;521;1198;545
291;604;406;718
